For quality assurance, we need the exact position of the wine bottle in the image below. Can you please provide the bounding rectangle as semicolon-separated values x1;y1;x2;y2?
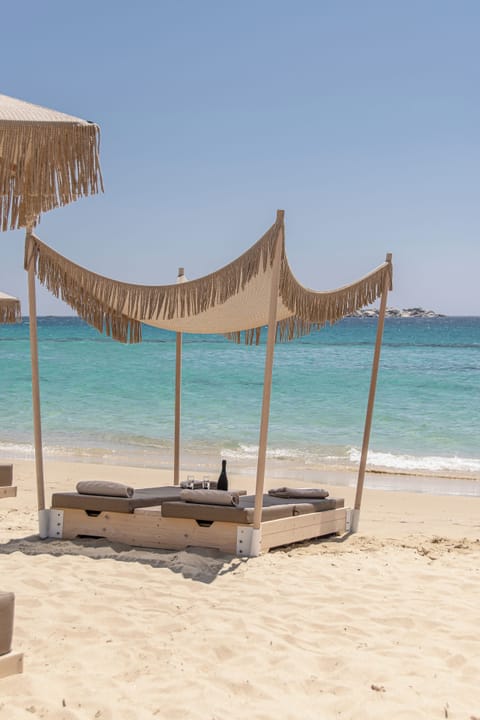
217;459;228;491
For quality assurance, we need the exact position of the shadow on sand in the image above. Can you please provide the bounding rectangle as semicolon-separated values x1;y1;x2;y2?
0;534;248;584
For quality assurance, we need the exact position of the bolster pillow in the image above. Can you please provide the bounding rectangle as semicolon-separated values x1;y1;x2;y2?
76;481;134;498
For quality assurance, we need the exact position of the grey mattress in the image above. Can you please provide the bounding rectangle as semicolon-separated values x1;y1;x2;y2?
161;494;344;524
51;486;184;513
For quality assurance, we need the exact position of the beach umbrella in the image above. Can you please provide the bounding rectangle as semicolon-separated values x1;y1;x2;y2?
0;92;103;534
0;291;21;324
0;92;102;231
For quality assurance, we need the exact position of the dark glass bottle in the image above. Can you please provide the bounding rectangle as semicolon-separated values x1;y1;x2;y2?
217;459;228;491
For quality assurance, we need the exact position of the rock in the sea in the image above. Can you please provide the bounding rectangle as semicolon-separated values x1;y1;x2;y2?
350;307;445;318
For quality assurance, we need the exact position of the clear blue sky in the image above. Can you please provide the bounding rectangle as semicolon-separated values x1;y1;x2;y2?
1;0;479;315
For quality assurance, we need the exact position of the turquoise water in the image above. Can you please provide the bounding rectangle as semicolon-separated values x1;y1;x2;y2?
1;316;479;486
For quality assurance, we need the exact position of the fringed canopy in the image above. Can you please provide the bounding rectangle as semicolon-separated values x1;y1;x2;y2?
24;211;393;344
0;291;21;323
0;93;103;231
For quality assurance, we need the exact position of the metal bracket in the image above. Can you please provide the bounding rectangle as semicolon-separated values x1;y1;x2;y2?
48;509;64;538
236;526;262;557
236;526;253;556
345;508;353;533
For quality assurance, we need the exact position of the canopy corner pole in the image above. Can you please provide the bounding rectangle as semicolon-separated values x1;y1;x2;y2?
173;267;185;486
352;252;392;532
252;215;284;534
26;225;47;531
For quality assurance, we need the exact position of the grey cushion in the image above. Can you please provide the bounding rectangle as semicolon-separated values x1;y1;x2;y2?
76;480;134;497
0;465;13;487
161;494;344;524
180;489;240;506
268;487;329;499
52;486;184;513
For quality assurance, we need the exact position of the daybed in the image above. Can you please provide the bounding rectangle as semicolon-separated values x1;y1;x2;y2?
0;464;16;500
47;487;349;556
0;592;23;679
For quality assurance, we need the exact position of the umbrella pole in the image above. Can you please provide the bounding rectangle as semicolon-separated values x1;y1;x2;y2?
174;329;182;485
251;212;284;555
352;253;392;532
26;228;47;536
173;267;185;486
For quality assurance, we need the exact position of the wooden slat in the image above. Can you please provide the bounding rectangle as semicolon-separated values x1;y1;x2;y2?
0;651;23;679
260;508;347;551
56;505;348;556
0;486;17;499
59;508;239;553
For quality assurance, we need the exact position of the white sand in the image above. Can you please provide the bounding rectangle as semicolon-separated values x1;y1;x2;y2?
1;460;479;719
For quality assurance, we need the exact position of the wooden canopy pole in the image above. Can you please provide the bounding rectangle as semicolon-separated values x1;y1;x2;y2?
352;253;392;532
173;267;185;486
251;211;284;549
26;228;48;536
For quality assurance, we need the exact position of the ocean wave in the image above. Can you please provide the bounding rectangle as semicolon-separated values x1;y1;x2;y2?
221;444;306;461
348;447;480;476
2;438;479;482
0;442;34;458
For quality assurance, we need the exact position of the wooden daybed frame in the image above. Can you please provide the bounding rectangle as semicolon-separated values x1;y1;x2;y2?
47;488;351;556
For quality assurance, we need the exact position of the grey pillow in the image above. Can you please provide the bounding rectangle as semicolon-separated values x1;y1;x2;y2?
268;487;329;499
76;480;134;498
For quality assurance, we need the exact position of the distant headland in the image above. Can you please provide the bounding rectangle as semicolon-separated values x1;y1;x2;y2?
351;307;445;318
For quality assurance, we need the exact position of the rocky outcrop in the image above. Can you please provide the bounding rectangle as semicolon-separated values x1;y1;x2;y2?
351;307;445;318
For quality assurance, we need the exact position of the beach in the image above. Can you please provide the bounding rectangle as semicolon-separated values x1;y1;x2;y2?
1;459;479;720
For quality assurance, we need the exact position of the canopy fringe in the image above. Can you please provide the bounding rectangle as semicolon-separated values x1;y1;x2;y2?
24;218;281;343
0;297;21;324
24;215;392;345
225;256;393;344
1;122;103;231
277;254;393;338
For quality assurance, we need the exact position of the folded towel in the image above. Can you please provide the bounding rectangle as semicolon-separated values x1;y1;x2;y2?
76;480;134;498
268;487;329;499
180;489;240;506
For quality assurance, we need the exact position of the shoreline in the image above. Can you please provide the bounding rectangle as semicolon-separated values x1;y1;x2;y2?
2;450;479;498
2;458;480;543
1;429;480;484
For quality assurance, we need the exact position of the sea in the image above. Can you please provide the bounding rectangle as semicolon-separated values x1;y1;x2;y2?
1;316;479;496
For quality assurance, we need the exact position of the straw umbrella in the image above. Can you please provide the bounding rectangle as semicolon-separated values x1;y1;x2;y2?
0;92;103;534
0;92;102;231
0;291;21;324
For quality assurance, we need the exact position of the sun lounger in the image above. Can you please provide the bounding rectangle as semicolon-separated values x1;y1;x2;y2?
0;464;17;500
0;592;23;679
47;486;349;555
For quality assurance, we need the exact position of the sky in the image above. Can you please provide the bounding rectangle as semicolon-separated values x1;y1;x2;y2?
1;0;479;316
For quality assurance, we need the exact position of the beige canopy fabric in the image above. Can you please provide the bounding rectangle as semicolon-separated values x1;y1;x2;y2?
0;291;21;323
24;211;393;344
0;93;103;231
